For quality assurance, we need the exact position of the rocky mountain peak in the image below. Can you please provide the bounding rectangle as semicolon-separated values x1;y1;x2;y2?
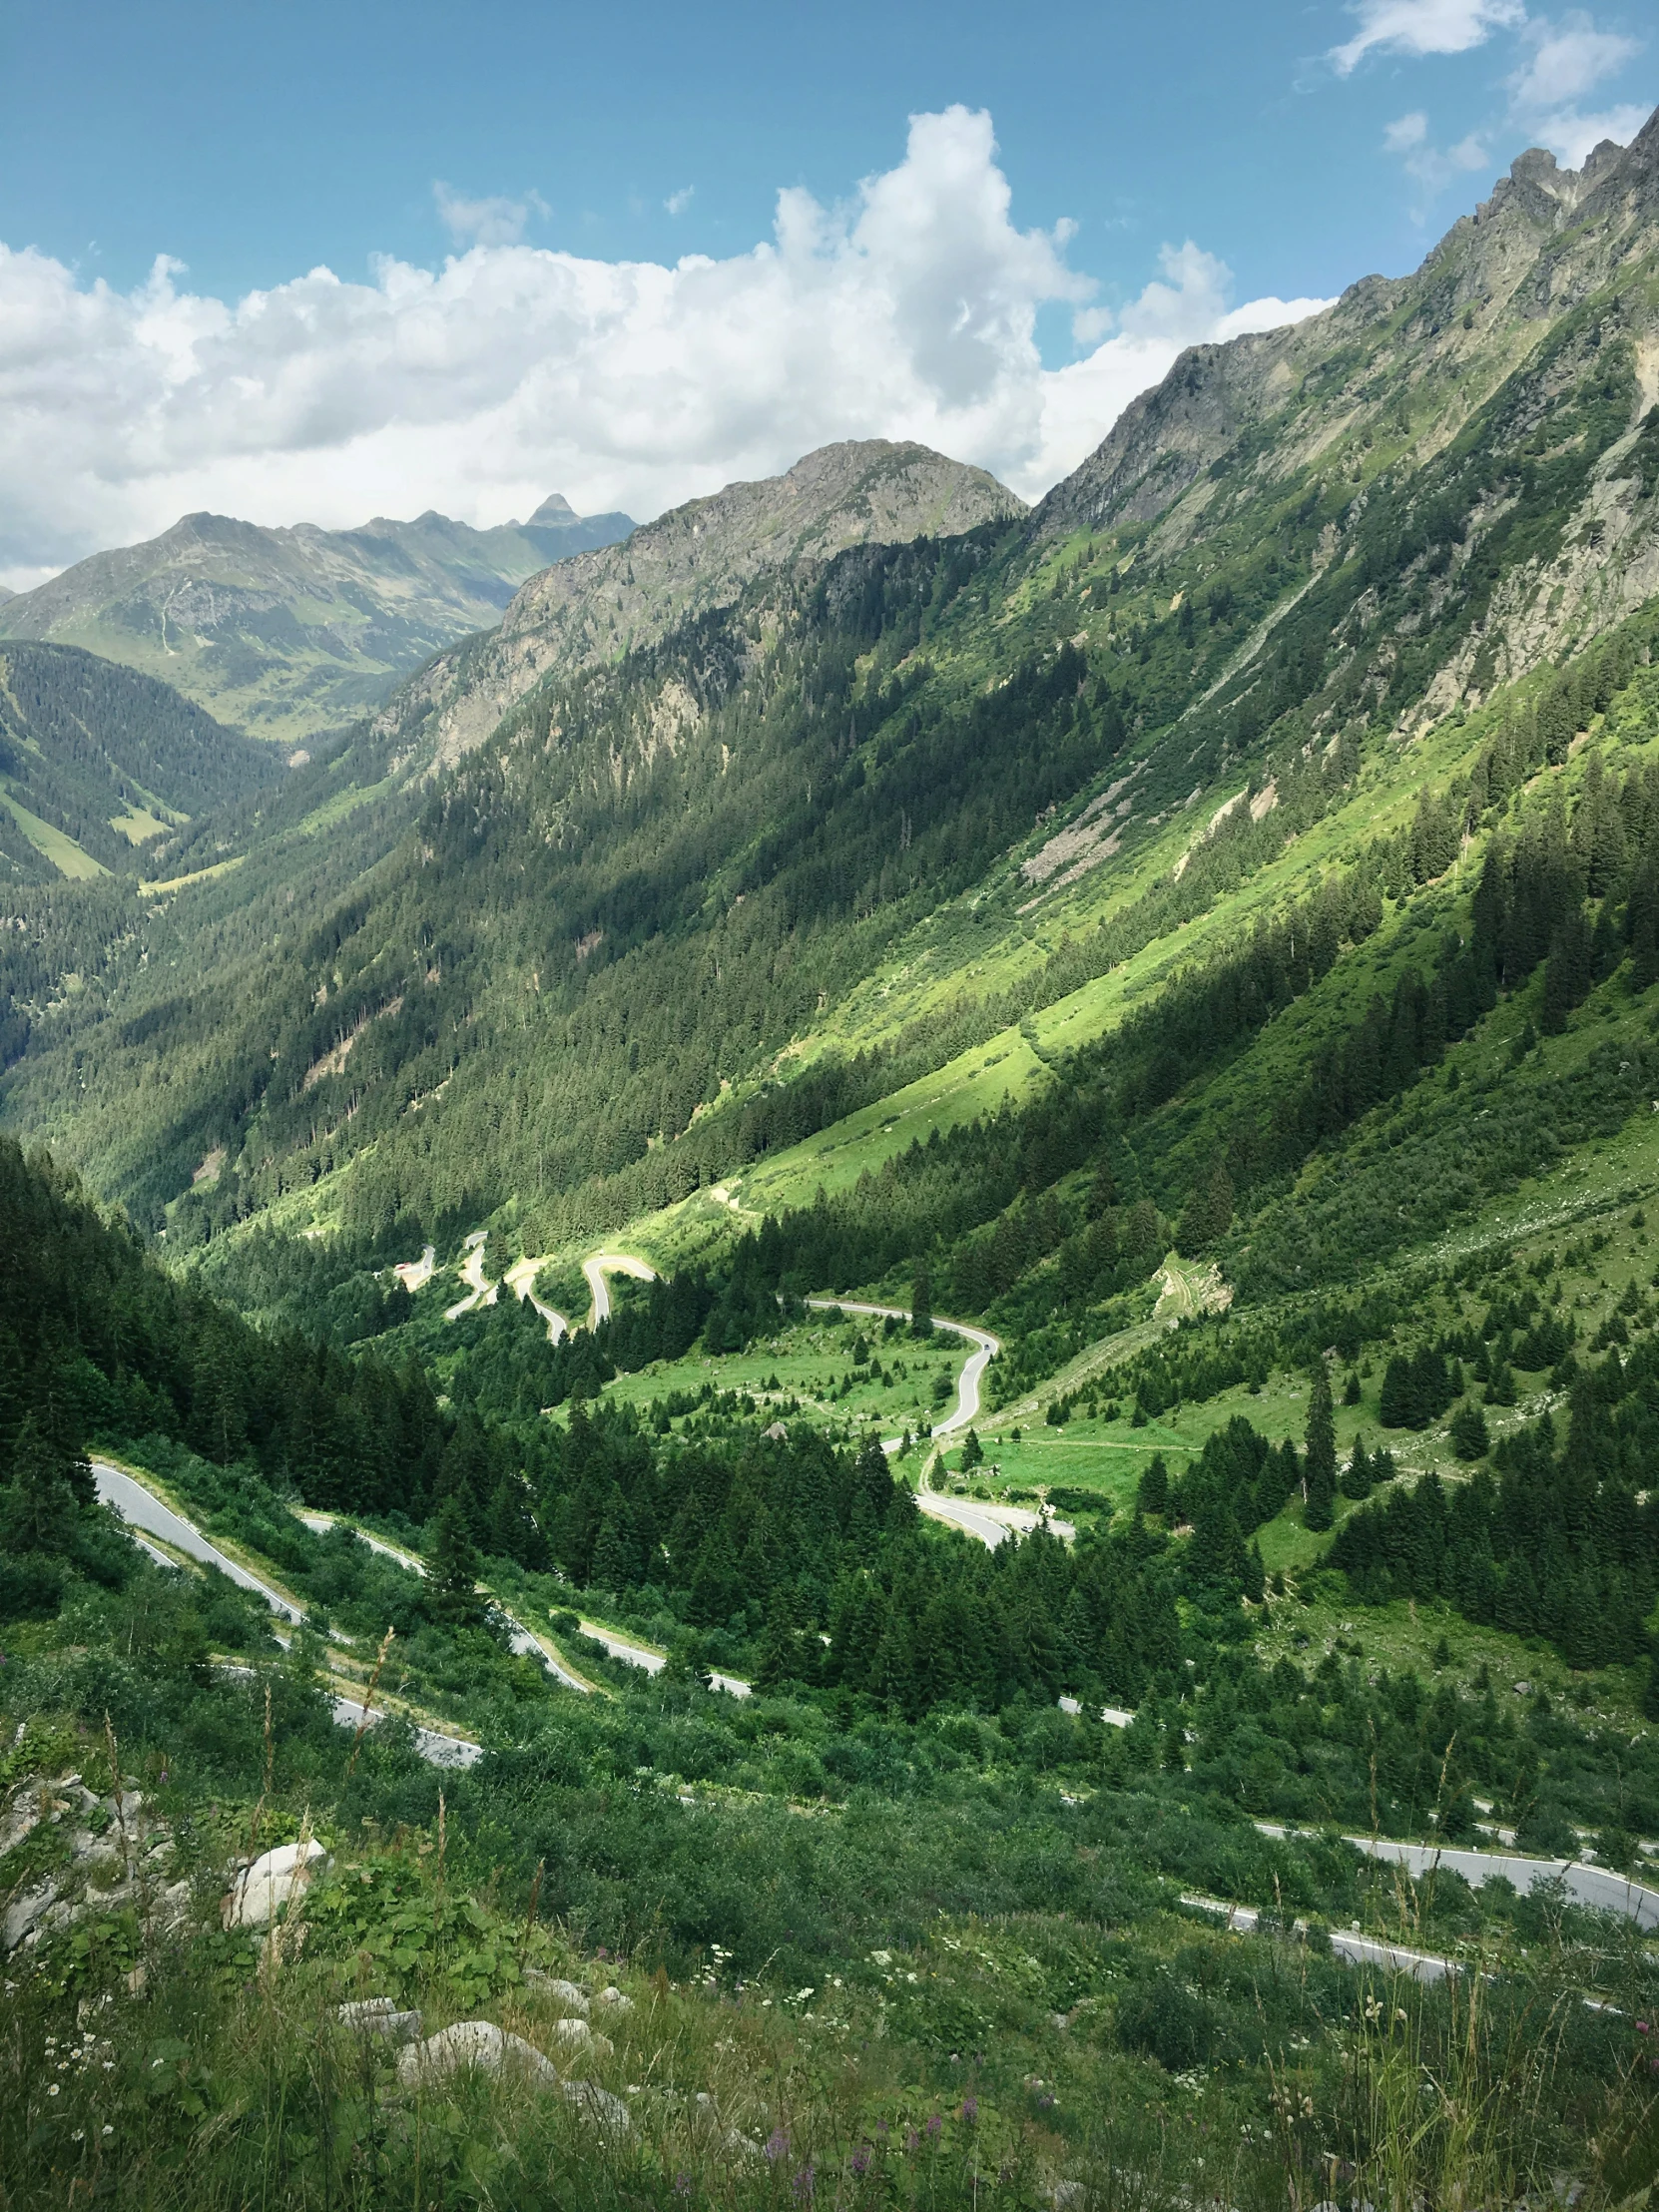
381;439;1023;775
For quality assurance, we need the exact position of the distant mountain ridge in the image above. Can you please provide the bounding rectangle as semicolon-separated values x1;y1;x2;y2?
0;497;635;748
370;439;1026;775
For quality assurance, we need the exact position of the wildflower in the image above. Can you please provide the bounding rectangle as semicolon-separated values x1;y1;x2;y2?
905;2127;920;2152
851;2145;871;2175
793;2164;815;2201
961;2097;978;2124
103;2126;114;2137
47;2085;59;2097
674;2174;692;2197
766;2128;790;2164
926;2114;942;2140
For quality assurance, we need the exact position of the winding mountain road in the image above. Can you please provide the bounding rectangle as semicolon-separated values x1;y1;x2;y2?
295;1511;592;1695
585;1252;657;1325
805;1299;1074;1548
444;1231;500;1321
94;1463;305;1623
504;1256;569;1344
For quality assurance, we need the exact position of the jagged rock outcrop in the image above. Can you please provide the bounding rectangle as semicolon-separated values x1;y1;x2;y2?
1037;111;1659;548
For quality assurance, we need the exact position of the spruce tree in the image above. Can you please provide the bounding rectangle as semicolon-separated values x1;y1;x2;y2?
910;1266;934;1339
1137;1453;1170;1517
1303;1364;1338;1531
427;1493;485;1626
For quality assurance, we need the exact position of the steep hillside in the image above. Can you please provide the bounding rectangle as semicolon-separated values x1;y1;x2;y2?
4;121;1659;1274
373;438;1026;775
0;497;634;746
0;643;278;884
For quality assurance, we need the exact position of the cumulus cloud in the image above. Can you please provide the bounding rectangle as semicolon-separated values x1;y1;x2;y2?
1527;100;1652;162
1507;11;1639;104
0;108;1332;584
433;183;548;249
1332;0;1525;74
1382;109;1492;193
1362;1;1648;203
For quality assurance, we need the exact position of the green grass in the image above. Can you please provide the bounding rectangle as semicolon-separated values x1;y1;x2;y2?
109;805;173;845
600;1312;973;1439
1;790;107;878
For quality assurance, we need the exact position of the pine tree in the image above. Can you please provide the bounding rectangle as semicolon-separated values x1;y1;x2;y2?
1303;1364;1338;1531
1;1413;80;1553
910;1266;934;1339
1449;1401;1490;1460
1380;1355;1412;1428
427;1493;485;1626
960;1427;983;1469
1137;1453;1170;1517
1340;1435;1374;1499
755;1588;800;1693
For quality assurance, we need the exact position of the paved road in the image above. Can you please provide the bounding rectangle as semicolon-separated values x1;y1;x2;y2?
504;1256;569;1344
392;1245;436;1293
444;1231;499;1321
1181;1894;1459;1982
585;1252;657;1325
1352;1836;1659;1931
576;1617;752;1698
328;1692;484;1768
297;1511;592;1695
95;1463;305;1623
805;1298;998;1437
805;1299;1079;1550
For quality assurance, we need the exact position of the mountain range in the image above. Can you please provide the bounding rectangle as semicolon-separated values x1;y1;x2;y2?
9;111;1659;2209
0;493;635;748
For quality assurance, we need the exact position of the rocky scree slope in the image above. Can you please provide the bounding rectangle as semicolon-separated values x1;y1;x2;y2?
371;439;1025;777
0;499;633;748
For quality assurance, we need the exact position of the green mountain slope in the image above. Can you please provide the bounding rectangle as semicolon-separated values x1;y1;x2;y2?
0;642;279;884
4;118;1659;1285
0;496;634;747
13;129;1659;2199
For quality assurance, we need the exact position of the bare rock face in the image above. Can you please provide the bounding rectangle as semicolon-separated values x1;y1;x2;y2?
374;439;1025;776
223;1840;331;1929
396;2019;560;2089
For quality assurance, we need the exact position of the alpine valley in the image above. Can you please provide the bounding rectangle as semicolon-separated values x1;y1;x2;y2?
7;118;1659;2212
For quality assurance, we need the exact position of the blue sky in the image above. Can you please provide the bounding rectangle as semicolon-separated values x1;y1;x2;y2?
0;0;1651;580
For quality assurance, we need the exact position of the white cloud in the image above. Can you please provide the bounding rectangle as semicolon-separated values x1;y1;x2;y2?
1382;110;1492;194
1503;11;1649;167
1526;99;1651;161
1364;4;1647;201
0;108;1333;583
1331;0;1525;74
433;183;548;249
1507;12;1639;106
1383;110;1430;151
665;186;695;217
